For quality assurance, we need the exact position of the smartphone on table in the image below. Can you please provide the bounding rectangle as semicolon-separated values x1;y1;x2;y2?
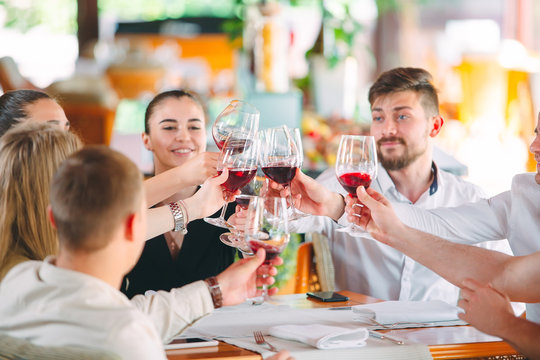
306;291;349;302
164;337;219;350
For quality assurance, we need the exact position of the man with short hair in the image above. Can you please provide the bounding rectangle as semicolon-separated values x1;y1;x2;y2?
278;67;512;305
345;113;540;357
0;146;285;359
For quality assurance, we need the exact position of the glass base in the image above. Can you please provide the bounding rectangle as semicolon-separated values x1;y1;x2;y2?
289;210;309;221
336;224;367;237
204;217;234;230
219;232;254;256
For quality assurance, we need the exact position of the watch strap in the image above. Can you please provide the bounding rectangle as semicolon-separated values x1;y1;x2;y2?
204;276;223;309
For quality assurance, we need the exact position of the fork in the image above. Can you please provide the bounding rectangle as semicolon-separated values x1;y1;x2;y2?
253;331;278;352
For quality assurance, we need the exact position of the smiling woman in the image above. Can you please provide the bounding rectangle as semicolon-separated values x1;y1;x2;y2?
122;89;238;298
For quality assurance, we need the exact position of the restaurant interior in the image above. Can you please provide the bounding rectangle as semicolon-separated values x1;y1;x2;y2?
0;0;538;359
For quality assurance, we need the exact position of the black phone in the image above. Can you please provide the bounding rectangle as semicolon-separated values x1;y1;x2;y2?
164;337;219;350
306;291;349;302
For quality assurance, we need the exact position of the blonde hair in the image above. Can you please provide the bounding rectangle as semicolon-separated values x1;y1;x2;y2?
0;122;81;275
50;146;143;251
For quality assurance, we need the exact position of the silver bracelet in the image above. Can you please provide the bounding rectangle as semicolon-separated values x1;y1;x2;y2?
168;202;188;234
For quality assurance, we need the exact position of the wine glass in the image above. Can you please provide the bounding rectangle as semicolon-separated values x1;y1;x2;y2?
204;132;260;229
212;100;259;150
260;126;307;220
219;193;258;256
335;135;378;235
244;196;289;305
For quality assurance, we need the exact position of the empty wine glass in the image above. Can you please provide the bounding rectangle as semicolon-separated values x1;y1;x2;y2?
244;196;289;305
335;135;377;235
212;100;259;150
204;133;260;229
260;126;307;220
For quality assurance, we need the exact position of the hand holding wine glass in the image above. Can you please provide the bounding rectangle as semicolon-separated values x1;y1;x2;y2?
335;135;377;235
204;132;260;229
244;196;289;304
260;126;307;220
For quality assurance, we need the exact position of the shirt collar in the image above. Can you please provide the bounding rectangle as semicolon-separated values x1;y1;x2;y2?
375;161;440;197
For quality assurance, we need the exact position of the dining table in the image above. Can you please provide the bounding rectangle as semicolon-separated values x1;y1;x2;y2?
166;290;524;360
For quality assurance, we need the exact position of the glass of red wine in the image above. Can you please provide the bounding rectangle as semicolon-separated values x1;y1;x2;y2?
218;194;257;255
260;126;307;220
335;135;378;235
244;195;289;305
204;132;260;229
212;100;259;151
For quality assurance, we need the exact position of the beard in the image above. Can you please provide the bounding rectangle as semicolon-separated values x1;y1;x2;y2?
377;136;427;171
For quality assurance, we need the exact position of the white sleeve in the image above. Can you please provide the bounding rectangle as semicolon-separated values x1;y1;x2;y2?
394;191;511;245
130;280;214;343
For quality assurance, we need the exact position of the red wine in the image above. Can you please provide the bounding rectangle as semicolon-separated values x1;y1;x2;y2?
249;241;282;263
337;172;372;196
261;166;297;185
219;168;257;192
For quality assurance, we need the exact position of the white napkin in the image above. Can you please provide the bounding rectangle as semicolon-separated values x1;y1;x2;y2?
268;324;368;350
352;300;461;325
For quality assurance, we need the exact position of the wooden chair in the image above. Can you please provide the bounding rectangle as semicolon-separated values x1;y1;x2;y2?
294;233;336;294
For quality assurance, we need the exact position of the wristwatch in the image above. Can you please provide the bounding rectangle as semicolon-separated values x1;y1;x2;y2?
168;202;187;234
204;276;223;309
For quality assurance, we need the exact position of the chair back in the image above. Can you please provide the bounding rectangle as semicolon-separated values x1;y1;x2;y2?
294;234;336;294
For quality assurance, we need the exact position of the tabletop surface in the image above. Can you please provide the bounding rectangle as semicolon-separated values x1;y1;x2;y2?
166;290;522;360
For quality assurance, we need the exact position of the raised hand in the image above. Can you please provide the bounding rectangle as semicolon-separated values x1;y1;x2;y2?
183;169;239;221
180;152;219;187
346;186;406;244
216;249;282;306
268;170;345;221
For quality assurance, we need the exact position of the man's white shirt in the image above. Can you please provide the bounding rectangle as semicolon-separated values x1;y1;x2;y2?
292;163;514;305
0;258;214;359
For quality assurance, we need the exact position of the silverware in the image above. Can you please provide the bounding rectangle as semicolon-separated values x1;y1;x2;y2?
368;330;404;345
253;330;278;352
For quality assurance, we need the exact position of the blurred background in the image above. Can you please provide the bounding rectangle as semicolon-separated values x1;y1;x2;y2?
1;0;539;196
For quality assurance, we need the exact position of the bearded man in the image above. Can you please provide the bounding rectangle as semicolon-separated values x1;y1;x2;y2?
284;67;513;305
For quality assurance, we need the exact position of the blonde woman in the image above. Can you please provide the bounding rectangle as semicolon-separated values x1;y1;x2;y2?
0;122;232;280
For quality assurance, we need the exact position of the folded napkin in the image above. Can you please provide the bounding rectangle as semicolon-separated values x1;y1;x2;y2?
352;300;461;325
268;324;368;350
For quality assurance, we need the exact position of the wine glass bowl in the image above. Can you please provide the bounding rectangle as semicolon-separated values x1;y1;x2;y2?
204;133;260;229
335;135;377;234
212;100;259;150
260;126;307;220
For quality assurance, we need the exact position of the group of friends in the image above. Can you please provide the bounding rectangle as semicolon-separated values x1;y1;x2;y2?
0;66;538;359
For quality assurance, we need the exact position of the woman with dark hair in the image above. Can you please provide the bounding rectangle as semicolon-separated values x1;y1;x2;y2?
122;89;237;298
0;89;70;137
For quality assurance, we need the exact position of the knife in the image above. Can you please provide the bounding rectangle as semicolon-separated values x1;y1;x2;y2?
368;330;404;345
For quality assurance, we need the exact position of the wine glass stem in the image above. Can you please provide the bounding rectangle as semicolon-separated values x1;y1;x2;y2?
287;184;298;215
260;261;270;298
217;202;228;220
